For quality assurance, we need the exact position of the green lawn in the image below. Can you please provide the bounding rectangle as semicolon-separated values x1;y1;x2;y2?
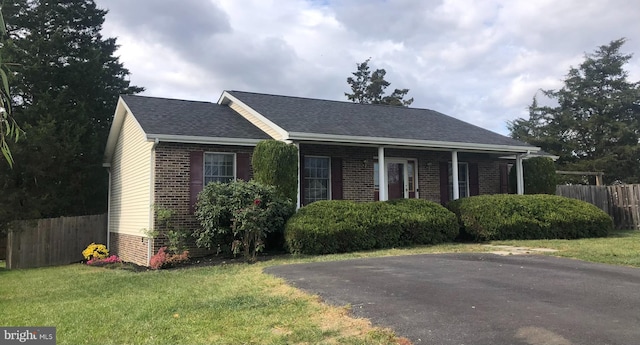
1;262;395;345
0;243;487;345
0;231;638;345
492;229;640;267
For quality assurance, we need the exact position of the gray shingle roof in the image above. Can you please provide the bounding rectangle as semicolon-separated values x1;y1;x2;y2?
227;91;534;148
121;94;270;139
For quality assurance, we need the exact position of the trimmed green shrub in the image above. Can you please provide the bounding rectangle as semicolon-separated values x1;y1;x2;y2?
509;157;557;194
386;199;460;245
447;194;612;241
194;180;295;261
284;199;459;255
252;140;298;201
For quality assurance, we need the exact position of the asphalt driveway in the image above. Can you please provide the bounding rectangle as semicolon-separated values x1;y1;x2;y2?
265;253;640;345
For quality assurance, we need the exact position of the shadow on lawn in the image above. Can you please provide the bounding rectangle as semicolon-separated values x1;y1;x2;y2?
607;229;637;238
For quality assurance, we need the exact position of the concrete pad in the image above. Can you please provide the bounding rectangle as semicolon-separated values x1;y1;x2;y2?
482;244;558;256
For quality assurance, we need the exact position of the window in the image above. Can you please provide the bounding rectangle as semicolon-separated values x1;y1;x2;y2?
449;162;469;198
304;156;330;204
204;153;234;185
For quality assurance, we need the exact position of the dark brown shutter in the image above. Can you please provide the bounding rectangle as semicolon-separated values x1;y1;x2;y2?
189;151;204;213
439;162;449;204
499;163;509;194
236;152;251;181
299;154;306;206
469;163;479;196
331;157;343;200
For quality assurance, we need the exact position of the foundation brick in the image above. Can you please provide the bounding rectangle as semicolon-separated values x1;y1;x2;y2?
109;232;150;266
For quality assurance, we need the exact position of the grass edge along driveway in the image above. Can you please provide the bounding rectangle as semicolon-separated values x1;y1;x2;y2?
1;230;638;344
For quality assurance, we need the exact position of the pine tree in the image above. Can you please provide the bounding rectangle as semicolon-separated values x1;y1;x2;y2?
0;0;143;225
509;38;640;184
345;58;413;106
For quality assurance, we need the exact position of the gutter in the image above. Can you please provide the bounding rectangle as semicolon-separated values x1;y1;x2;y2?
145;134;262;146
286;131;539;154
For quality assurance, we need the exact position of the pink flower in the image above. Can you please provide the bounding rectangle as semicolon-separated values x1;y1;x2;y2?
254;199;261;206
87;254;121;265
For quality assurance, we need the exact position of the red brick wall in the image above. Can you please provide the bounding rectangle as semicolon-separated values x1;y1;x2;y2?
300;144;503;203
148;142;505;263
301;144;377;202
109;232;149;266
152;142;255;258
478;160;501;195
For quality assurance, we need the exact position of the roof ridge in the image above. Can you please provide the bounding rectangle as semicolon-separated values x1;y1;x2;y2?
227;90;439;112
121;94;214;105
227;90;522;138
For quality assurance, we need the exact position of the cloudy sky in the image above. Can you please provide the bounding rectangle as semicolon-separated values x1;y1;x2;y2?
94;0;640;135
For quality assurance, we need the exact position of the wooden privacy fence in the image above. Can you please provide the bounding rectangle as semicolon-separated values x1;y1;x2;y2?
556;185;640;229
6;214;107;269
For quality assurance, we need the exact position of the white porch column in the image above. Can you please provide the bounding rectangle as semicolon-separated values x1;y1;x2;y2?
516;154;524;195
451;150;460;200
378;146;387;201
295;142;301;209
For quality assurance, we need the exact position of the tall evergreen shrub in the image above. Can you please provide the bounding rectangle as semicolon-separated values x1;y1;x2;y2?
509;157;557;194
252;140;298;201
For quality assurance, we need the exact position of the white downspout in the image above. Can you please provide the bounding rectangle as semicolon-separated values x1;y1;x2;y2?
106;167;111;250
147;138;159;265
295;142;301;209
452;150;460;200
378;146;387;201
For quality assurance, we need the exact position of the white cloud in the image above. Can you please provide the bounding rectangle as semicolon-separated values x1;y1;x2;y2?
95;0;640;135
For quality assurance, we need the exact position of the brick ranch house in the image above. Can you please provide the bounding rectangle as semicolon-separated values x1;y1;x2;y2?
103;91;541;266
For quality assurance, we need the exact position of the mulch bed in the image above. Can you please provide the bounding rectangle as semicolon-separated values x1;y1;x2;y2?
88;251;290;272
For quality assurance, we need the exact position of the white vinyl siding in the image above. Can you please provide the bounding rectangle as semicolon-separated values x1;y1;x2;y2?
109;112;153;236
229;101;283;140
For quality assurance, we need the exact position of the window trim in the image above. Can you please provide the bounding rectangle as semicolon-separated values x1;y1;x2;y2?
303;155;332;204
203;152;236;185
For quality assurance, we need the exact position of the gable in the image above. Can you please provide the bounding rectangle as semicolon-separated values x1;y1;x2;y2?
104;95;272;164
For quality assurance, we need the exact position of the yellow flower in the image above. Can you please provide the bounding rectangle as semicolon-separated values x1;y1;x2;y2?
82;243;109;260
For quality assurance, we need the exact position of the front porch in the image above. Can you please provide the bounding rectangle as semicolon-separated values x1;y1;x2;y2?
297;143;526;207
